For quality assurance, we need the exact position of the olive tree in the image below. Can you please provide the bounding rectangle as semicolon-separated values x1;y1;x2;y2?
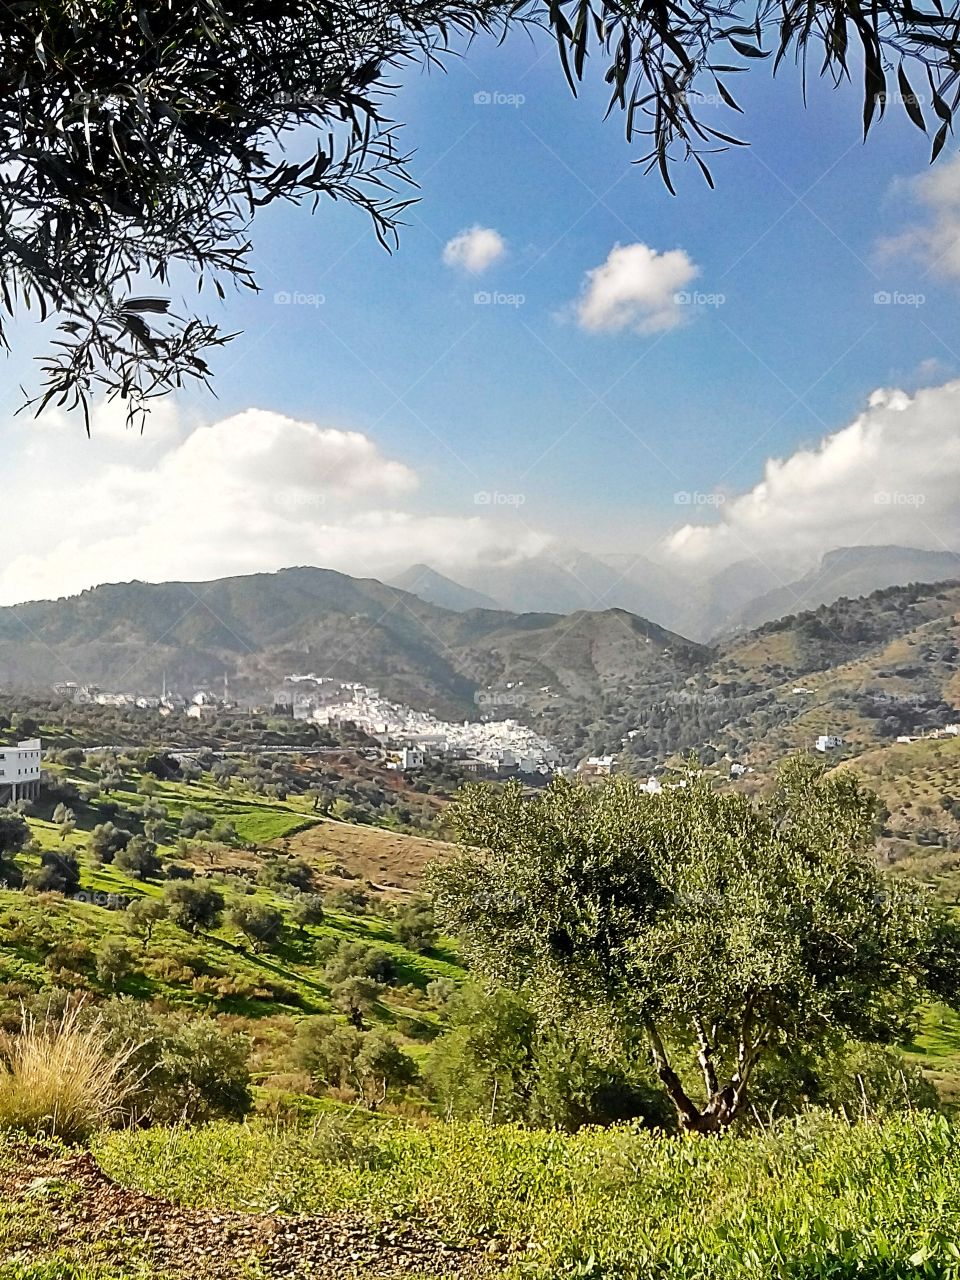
5;0;958;428
1;1;502;430
428;758;960;1133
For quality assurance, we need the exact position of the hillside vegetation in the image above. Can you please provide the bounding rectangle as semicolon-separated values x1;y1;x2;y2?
3;567;957;769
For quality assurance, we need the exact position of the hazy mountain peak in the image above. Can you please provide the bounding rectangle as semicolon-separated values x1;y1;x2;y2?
388;564;503;613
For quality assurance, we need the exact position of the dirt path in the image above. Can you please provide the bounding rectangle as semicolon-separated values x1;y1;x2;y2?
0;1143;506;1278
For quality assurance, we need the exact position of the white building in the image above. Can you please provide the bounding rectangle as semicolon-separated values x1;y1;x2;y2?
581;755;616;776
0;738;42;803
815;734;844;752
186;703;218;721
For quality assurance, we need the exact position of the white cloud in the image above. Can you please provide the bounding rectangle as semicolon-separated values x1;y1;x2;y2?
576;242;699;334
877;155;960;277
665;380;960;569
442;225;506;274
0;406;550;605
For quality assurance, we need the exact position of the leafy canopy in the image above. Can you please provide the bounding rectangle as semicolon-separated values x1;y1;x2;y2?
1;1;500;429
428;758;960;1131
3;0;958;426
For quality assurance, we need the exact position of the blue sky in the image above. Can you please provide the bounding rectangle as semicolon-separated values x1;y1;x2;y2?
200;27;960;538
3;21;960;604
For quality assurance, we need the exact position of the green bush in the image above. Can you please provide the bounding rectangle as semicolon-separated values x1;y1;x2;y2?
95;999;252;1124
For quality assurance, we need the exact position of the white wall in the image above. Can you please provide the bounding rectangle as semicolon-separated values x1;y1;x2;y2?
0;738;42;783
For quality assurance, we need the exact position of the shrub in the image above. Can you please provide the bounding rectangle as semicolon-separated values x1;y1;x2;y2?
325;884;369;914
229;902;283;951
164;861;195;880
114;835;161;880
89;821;131;865
0;1004;135;1141
257;857;314;892
164;882;224;934
0;810;29;856
25;850;80;896
96;1000;252;1124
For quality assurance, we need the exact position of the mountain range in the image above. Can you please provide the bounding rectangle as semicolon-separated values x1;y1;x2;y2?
2;561;958;767
389;544;960;640
0;566;702;730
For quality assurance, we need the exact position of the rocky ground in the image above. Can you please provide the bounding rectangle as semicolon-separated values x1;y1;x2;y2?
0;1142;506;1278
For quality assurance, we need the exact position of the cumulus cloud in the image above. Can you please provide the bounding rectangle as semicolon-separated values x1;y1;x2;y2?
877;155;960;277
0;406;550;605
442;225;506;274
665;381;960;569
576;242;699;334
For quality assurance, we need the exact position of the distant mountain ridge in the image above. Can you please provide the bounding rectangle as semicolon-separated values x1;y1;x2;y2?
393;544;960;639
388;564;502;613
2;565;957;766
0;566;703;730
727;546;960;633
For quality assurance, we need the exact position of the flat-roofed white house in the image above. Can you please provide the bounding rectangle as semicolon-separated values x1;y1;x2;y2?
0;738;42;803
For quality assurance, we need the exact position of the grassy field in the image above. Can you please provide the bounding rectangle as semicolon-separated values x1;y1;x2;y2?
87;1110;960;1279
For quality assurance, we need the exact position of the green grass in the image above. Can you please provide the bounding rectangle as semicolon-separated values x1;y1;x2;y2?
905;1005;960;1108
94;1111;960;1279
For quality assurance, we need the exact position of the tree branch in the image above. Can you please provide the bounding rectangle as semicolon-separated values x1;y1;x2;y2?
646;1020;702;1128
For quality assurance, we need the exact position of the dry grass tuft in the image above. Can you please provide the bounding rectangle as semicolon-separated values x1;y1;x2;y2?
0;1003;136;1142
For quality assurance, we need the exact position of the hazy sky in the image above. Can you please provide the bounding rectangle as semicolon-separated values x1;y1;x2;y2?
3;23;960;605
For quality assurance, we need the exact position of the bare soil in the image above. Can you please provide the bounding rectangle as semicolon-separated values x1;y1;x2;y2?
0;1142;505;1278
